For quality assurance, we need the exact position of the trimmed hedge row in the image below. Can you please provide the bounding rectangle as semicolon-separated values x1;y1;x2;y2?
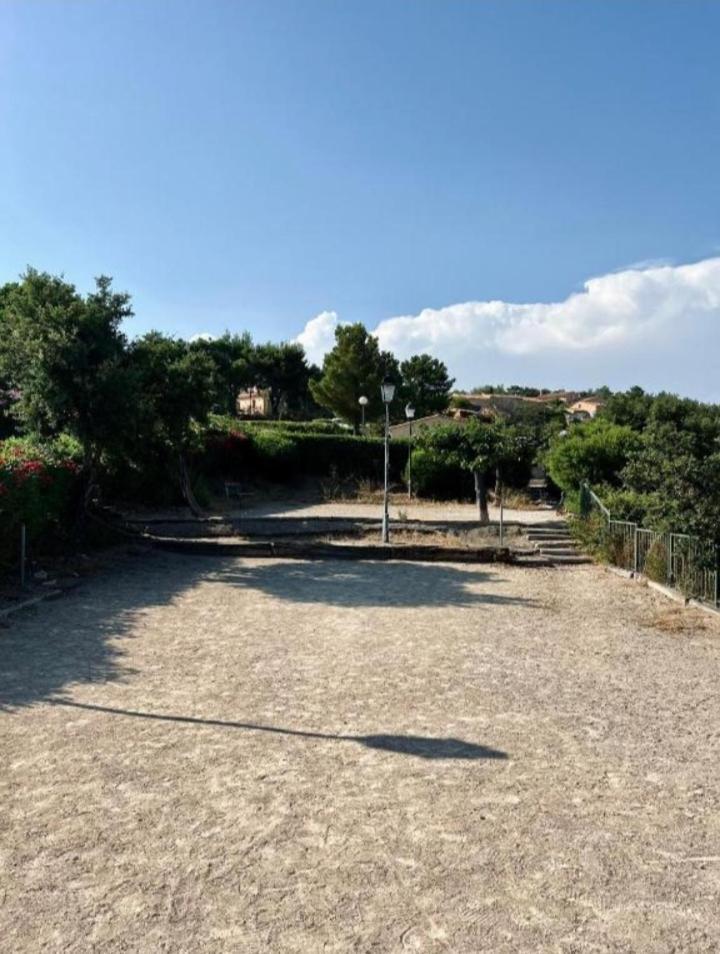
203;427;410;483
235;418;349;435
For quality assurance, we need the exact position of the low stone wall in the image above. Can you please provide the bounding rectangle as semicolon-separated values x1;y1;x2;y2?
150;536;513;564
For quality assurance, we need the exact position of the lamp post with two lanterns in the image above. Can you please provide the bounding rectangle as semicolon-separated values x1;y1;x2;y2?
405;403;415;499
380;377;395;544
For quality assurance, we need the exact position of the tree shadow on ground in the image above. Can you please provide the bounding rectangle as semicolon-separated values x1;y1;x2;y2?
0;552;537;711
206;559;538;609
49;700;508;761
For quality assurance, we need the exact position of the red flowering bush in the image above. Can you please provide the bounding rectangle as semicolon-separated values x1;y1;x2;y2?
0;439;82;566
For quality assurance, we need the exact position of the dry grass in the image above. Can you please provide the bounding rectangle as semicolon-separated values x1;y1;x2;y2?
642;604;712;635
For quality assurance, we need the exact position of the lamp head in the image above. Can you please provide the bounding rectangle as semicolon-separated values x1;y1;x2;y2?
380;378;396;404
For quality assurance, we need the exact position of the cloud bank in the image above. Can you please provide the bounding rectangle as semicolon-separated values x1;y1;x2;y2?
294;310;339;366
294;258;720;397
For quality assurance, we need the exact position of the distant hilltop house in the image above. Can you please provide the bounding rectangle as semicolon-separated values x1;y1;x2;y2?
456;390;605;421
451;392;572;418
388;406;495;439
566;396;606;421
388;390;605;438
236;387;272;418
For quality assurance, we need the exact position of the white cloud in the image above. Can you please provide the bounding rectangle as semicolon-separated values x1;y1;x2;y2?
292;258;720;395
294;310;339;365
189;332;215;342
373;257;720;359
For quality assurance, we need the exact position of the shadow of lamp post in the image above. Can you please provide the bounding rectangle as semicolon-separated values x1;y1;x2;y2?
380;377;396;543
405;402;415;499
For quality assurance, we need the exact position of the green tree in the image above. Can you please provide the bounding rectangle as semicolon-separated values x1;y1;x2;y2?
399;354;454;418
128;333;216;513
0;269;132;503
189;332;254;415
252;341;318;419
545;418;641;492
601;386;653;430
416;419;527;523
310;323;398;431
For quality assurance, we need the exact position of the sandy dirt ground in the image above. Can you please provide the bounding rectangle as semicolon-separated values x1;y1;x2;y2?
237;499;562;525
2;552;720;953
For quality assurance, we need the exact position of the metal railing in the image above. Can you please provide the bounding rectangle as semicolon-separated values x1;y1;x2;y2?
579;482;719;608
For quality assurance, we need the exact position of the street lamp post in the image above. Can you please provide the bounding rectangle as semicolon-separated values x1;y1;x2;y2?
358;394;368;432
496;464;504;547
405;403;415;499
380;377;396;544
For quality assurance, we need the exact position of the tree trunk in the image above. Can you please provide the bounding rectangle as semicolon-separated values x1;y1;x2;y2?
178;453;204;517
474;469;489;525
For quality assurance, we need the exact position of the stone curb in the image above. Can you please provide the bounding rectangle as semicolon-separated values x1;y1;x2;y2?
0;589;63;621
149;536;513;564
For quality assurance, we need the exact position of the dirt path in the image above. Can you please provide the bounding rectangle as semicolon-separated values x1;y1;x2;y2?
2;553;720;952
237;499;562;525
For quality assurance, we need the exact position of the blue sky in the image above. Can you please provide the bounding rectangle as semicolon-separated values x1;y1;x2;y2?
2;1;720;396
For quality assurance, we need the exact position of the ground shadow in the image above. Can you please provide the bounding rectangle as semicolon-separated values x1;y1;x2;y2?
206;559;538;609
1;551;536;711
49;700;508;761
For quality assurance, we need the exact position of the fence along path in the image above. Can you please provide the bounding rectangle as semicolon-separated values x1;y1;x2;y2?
580;481;719;607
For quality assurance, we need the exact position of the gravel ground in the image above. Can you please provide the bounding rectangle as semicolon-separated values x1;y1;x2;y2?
237;500;561;525
2;552;720;952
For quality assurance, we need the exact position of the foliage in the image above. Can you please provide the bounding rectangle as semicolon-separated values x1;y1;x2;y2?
124;333;218;511
407;447;470;500
231;417;348;434
0;439;81;566
309;323;400;431
413;419;533;517
0;270;132;484
588;486;654;524
399;354;454;418
203;418;409;483
252;341;320;419
600;385;654;430
189;332;254;415
545;418;641;492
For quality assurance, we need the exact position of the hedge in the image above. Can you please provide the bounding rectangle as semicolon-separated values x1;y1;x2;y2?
0;437;83;568
235;418;349;435
202;426;410;483
407;448;472;500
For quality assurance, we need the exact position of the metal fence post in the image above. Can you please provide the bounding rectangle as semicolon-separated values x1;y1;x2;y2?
633;525;639;573
20;523;27;589
715;545;719;608
667;533;674;585
579;481;590;518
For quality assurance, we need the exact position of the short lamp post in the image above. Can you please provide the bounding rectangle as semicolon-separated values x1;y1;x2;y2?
380;377;396;544
358;394;368;432
405;403;415;499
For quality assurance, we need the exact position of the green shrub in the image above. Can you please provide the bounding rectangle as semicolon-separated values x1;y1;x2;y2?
597;487;653;524
545;419;641;491
202;420;409;484
0;440;82;568
407;448;471;500
643;538;669;583
239;418;349;434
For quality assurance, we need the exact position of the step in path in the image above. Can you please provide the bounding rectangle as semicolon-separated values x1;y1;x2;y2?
519;522;593;567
